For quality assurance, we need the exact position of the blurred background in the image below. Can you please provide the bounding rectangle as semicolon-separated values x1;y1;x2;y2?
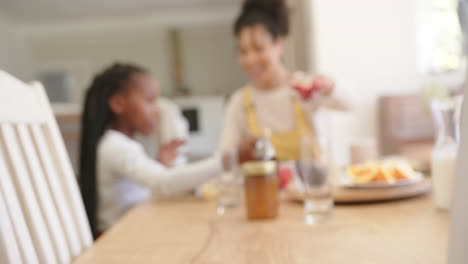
0;0;464;173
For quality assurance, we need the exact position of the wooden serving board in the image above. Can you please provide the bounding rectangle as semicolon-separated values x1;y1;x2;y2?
287;178;432;204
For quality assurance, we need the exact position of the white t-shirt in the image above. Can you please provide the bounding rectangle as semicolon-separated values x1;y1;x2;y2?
97;130;222;230
219;82;351;152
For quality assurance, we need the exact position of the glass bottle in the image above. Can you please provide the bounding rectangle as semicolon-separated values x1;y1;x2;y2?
430;96;463;210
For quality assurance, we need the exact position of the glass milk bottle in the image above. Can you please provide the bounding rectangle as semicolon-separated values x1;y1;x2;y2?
430;96;463;210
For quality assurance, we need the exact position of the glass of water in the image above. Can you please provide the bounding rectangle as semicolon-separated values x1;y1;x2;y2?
217;149;242;215
300;136;333;224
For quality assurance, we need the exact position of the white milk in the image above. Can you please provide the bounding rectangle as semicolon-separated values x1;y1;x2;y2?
431;146;458;210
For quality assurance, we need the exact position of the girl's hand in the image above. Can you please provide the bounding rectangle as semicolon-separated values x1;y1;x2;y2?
157;139;186;167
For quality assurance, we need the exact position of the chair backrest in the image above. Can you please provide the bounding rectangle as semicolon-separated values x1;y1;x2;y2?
378;94;435;171
0;70;92;263
0;185;23;263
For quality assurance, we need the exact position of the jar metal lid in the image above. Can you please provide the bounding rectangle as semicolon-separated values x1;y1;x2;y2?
242;161;277;176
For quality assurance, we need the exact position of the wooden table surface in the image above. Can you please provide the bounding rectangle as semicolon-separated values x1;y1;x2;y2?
74;195;449;264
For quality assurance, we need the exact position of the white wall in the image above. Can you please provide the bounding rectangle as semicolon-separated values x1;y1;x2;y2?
312;0;421;137
180;24;246;95
22;26;172;103
0;14;32;80
307;0;422;163
19;9;245;104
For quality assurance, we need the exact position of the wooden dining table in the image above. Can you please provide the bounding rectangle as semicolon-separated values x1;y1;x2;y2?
74;194;449;264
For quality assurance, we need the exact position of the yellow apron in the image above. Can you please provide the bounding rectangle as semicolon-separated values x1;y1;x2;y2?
243;86;319;161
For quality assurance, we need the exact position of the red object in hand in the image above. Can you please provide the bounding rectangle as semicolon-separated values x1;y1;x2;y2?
292;79;322;100
278;167;293;189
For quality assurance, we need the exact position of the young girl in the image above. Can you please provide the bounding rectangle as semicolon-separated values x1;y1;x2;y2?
79;63;254;238
219;0;351;161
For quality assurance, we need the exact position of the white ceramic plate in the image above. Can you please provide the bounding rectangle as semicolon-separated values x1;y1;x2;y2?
340;171;424;189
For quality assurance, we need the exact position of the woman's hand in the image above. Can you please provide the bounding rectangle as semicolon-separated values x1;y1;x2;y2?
157;139;186;167
292;72;335;99
237;136;258;164
313;75;335;96
221;136;257;171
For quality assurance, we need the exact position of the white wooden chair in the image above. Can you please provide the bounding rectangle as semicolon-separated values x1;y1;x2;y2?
0;70;92;263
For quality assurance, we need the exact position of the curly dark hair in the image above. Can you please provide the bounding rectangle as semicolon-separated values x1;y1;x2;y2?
234;0;289;40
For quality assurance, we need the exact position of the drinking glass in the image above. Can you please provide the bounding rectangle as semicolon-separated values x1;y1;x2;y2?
300;136;333;224
217;149;242;215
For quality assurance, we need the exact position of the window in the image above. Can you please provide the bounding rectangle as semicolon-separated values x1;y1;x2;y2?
432;0;462;71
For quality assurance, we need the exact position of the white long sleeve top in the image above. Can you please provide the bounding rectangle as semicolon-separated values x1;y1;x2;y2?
97;129;222;230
